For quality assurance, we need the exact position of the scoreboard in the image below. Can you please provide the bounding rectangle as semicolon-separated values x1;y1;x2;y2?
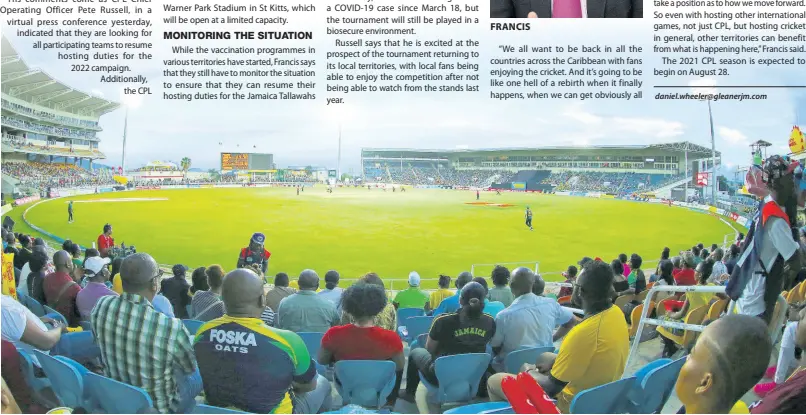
220;152;274;171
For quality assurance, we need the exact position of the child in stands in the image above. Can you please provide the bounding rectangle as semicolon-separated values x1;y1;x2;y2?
675;314;772;414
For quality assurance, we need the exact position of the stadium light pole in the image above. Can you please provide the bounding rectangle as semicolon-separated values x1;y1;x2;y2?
337;124;342;181
690;78;718;207
121;107;128;172
707;99;718;207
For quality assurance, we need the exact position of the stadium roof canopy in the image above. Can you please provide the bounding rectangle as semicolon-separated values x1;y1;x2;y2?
363;141;720;158
1;36;120;117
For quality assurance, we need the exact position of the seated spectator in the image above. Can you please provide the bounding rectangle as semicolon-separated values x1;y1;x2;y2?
190;267;208;296
160;264;191;319
611;259;630;299
194;268;331;414
393;272;429;310
649;260;677;303
399;281;496;403
675;314;772;414
92;253;201;414
110;257;124;294
431;272;473;316
709;248;728;283
724;244;740;275
472;277;506;317
319;282;404;407
2;340;41;413
342;273;397;331
1;377;22;414
44;251;81;327
265;272;296;312
21;247;48;302
692;246;703;265
532;274;546;296
429;275;454;310
749;309;806;414
317;270;344;311
152;293;177;318
2;295;65;352
12;235;31;271
626;253;647;295
190;265;225;322
487;260;629;413
753;308;805;397
558;266;577;298
65;241;83;269
674;252;697;286
619;253;631;277
277;270;340;333
659;259;725;357
488;266;515;307
491;268;576;372
75;257;117;321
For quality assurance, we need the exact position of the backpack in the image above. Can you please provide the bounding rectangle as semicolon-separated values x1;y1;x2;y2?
725;200;791;322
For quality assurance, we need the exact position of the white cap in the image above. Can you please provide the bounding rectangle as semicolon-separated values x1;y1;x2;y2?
408;271;421;287
84;256;111;275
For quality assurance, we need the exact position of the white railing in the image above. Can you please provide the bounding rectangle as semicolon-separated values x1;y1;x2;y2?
624;284;728;373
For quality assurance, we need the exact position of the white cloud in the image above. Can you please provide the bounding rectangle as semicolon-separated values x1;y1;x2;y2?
561;104;603;125
612;117;685;138
718;126;748;145
689;78;718;96
90;89;104;97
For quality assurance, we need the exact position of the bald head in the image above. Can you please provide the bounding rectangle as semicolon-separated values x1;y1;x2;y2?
298;269;319;291
53;250;72;272
510;267;535;296
456;272;473;289
120;253;160;298
222;268;265;317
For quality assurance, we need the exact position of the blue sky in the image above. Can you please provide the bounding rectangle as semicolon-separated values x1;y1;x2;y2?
5;2;805;172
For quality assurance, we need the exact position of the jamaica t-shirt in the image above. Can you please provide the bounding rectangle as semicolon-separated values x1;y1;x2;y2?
429;311;495;357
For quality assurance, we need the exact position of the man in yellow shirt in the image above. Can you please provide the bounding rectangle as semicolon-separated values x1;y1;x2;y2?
488;260;629;412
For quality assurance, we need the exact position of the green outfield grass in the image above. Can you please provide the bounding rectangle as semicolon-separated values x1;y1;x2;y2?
16;187;737;290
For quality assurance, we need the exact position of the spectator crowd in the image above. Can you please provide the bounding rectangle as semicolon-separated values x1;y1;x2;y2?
2;220;804;414
2;161;116;191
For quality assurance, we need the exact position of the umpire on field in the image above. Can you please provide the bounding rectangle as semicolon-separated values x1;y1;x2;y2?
237;232;272;275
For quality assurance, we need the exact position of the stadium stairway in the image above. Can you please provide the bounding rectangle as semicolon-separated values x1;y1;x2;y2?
651;176;693;198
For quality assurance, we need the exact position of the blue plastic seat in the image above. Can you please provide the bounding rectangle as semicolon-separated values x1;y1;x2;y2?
504;346;555;374
297;332;325;358
629;356;686;413
84;372;154;413
569;377;636;414
419;353;492;406
18;293;46;317
33;350;89;409
43;305;67;325
398;316;433;343
396;308;425;329
14;347;54;406
411;333;429;350
193;404;250;414
182;319;204;335
335;360;397;408
51;331;101;365
444;402;514;414
624;358;671;413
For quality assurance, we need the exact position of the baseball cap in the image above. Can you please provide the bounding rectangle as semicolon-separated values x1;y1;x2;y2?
251;232;266;245
84;256;111;275
172;264;188;275
408;271;421;286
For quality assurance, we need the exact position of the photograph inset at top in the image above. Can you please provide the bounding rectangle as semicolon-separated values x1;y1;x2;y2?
490;0;643;18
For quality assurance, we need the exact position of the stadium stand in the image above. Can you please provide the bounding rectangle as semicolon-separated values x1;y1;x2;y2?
3;223;801;414
361;143;714;196
1;35;119;198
